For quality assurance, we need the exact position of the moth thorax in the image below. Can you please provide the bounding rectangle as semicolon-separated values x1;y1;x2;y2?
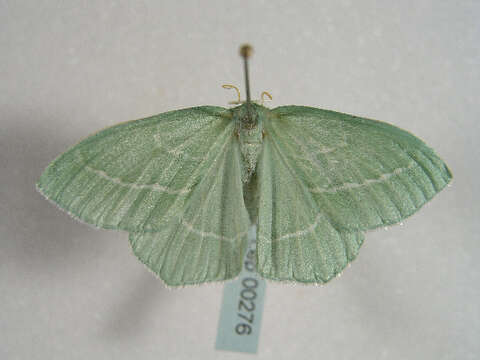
239;123;263;184
242;119;257;130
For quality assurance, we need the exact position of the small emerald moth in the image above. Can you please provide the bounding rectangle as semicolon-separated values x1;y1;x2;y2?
37;45;452;286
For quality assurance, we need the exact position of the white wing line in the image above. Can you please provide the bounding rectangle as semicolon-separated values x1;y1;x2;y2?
84;166;191;195
153;119;221;161
180;217;248;243
290;133;344;155
274;125;347;156
154;133;204;161
310;162;416;193
259;213;325;244
287;133;329;171
274;116;349;155
167;149;203;160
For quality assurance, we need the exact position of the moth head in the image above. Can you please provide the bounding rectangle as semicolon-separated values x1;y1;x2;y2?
242;111;258;129
233;103;258;129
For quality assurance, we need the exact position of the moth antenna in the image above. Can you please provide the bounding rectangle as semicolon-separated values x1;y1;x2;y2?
222;84;242;104
260;91;273;105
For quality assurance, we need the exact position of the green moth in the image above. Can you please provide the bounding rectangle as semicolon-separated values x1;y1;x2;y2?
37;45;452;286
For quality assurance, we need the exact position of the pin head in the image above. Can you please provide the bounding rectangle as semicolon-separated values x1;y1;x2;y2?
239;44;253;59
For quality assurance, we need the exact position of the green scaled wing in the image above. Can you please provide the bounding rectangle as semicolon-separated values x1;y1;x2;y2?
256;106;451;283
129;136;250;286
37;106;243;232
267;106;452;232
256;135;365;283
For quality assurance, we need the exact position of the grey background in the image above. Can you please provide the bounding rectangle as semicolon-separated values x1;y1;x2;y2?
1;1;478;359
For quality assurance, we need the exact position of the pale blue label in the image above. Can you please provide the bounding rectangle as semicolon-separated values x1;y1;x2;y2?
215;226;266;354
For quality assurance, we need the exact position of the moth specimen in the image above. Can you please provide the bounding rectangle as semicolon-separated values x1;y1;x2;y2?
38;45;452;286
